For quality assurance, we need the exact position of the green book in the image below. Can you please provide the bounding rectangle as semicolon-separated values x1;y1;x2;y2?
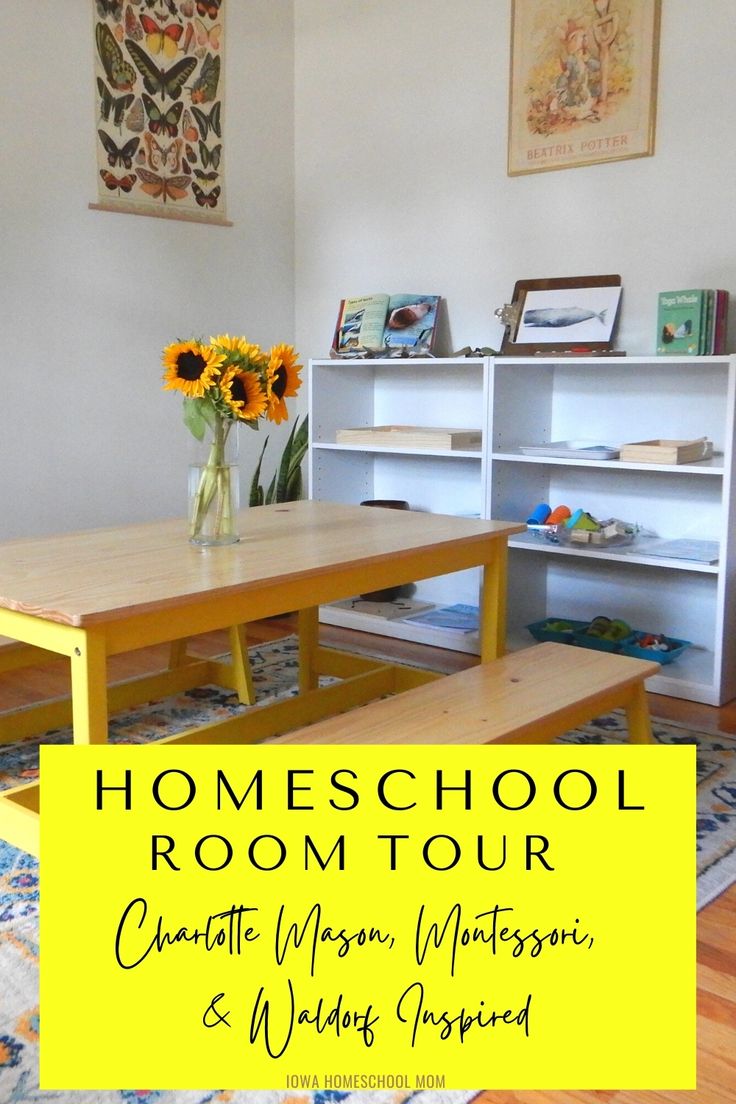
702;288;715;354
656;289;707;355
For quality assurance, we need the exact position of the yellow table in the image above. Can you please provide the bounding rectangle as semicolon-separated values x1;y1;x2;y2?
0;500;524;854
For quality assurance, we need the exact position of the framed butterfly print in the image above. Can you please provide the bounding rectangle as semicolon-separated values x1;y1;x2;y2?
90;0;230;224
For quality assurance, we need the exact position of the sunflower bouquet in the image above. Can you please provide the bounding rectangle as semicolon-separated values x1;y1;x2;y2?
162;334;302;545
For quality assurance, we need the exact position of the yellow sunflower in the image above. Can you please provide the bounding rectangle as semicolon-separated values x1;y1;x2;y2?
220;367;268;422
210;334;268;369
162;340;225;398
266;344;302;424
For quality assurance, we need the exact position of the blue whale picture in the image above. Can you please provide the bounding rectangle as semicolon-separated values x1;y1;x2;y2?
523;307;608;328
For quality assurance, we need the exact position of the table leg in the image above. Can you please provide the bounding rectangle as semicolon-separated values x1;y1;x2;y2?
228;624;256;705
70;630;109;744
298;607;320;693
625;682;654;744
479;542;508;663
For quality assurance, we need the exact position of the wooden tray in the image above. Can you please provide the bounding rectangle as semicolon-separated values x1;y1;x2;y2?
619;438;713;464
336;425;482;450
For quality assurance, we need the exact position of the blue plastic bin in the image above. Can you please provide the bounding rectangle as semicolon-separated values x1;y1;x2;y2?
526;617;589;644
621;632;691;664
572;627;636;653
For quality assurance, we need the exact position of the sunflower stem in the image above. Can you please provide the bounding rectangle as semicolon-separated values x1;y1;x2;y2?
189;416;238;544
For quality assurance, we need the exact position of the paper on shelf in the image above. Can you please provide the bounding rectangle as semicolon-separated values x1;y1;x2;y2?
634;539;719;564
399;603;480;632
329;597;433;620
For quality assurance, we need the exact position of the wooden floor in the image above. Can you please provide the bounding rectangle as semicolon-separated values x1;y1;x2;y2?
0;617;733;1102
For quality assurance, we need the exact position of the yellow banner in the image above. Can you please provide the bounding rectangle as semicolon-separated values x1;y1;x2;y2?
40;744;695;1090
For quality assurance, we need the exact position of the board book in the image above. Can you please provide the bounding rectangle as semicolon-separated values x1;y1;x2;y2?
656;288;729;355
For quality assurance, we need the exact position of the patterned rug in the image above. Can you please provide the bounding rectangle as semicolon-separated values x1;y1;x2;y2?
1;635;735;1101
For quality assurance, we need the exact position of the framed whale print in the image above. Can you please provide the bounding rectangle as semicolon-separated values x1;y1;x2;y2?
497;274;623;355
507;0;661;175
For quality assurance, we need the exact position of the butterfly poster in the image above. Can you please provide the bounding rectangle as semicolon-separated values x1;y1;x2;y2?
90;0;229;224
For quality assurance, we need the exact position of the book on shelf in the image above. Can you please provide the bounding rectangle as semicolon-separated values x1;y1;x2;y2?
332;293;441;356
399;602;480;633
703;290;715;354
656;288;729;355
713;289;729;353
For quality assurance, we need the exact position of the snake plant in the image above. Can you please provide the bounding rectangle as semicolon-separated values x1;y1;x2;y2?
248;414;309;506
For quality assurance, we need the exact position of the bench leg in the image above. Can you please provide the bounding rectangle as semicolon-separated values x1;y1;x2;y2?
624;682;653;744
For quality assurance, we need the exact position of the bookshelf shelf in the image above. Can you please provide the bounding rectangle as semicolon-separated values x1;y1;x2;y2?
491;450;725;475
314;442;482;460
508;532;720;574
309;354;736;704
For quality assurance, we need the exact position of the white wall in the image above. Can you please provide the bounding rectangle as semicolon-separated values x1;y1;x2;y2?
294;1;736;360
4;2;735;541
0;1;295;539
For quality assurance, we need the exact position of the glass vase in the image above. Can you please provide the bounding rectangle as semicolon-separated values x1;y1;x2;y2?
188;419;240;546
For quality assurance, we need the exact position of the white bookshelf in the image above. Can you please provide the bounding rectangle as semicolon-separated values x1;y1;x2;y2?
309;356;487;654
309;354;736;704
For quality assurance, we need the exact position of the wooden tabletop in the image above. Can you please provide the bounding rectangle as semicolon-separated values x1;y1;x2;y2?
0;501;524;627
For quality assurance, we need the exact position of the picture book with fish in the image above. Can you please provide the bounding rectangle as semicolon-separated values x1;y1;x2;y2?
332;293;441;355
656;288;728;355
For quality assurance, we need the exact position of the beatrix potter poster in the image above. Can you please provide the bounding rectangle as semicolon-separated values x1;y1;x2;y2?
508;0;660;175
91;0;228;224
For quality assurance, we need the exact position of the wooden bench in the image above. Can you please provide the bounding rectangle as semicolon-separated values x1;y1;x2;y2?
271;642;661;746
